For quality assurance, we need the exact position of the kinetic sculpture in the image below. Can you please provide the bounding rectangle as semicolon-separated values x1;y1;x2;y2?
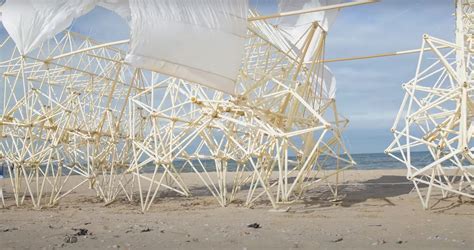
127;10;355;210
386;0;473;209
0;33;136;207
0;0;376;211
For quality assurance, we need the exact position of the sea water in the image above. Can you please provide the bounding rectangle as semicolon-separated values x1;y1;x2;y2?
0;151;437;178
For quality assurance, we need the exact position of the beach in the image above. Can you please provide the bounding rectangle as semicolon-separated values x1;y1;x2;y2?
0;0;472;249
0;169;472;249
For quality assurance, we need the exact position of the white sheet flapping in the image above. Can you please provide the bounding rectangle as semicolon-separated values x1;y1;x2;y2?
126;0;248;94
0;0;97;55
279;0;340;98
278;0;341;61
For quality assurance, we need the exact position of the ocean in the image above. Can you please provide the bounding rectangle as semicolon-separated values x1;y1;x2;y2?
349;151;432;170
0;152;436;178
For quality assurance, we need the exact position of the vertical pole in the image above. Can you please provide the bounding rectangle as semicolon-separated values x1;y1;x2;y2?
455;0;468;151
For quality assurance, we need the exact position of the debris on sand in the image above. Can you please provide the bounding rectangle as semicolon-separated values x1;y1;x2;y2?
125;225;153;233
247;223;261;229
372;239;386;245
396;239;407;244
330;235;343;243
73;228;89;236
368;224;382;227
64;235;78;243
1;227;18;232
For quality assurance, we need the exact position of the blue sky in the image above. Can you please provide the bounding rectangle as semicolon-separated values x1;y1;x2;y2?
325;0;453;153
0;0;455;154
259;0;454;154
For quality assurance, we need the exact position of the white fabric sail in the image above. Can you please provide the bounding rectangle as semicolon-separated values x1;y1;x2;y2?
278;0;341;61
320;65;336;99
126;0;248;94
0;0;97;55
278;0;340;98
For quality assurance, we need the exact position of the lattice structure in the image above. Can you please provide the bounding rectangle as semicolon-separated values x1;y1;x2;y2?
128;16;354;211
0;11;354;211
387;0;474;209
0;32;136;208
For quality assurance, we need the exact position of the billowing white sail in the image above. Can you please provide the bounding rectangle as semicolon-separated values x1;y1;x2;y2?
0;0;97;55
0;0;334;96
278;0;340;98
125;0;248;94
278;0;341;61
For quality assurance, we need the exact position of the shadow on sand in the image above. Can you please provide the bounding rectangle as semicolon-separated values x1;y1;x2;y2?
299;175;421;209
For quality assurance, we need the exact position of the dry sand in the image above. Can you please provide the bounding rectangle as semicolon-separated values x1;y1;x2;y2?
0;169;473;249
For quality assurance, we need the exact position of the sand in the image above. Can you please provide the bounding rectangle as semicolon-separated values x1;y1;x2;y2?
0;169;473;249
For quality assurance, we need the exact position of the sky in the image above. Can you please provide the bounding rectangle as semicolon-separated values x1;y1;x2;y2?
256;0;454;154
0;0;455;154
325;0;454;153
